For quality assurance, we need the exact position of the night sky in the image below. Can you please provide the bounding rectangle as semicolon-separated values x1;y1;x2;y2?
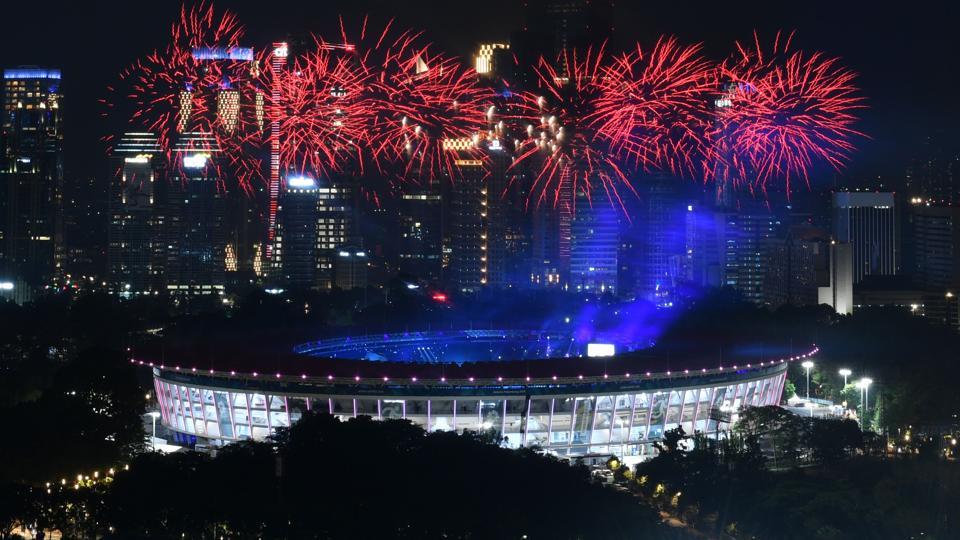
1;0;956;186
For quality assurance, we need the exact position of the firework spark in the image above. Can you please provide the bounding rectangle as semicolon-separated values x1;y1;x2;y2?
592;37;716;178
340;18;491;184
252;37;367;182
106;2;263;190
714;31;865;193
510;46;634;212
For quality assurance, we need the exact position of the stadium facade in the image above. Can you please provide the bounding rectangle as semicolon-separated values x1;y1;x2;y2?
144;330;815;461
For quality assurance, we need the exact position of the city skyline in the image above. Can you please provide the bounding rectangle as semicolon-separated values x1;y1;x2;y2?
0;1;955;186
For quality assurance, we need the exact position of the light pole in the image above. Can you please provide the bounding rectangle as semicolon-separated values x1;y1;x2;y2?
855;378;873;429
862;377;873;415
148;411;161;451
802;361;815;400
839;368;852;387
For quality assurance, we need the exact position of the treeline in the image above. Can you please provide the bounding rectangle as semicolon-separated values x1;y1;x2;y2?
2;413;673;540
612;407;960;539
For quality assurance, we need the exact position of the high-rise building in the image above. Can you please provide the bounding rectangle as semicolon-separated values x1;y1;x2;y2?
911;205;960;291
448;152;487;294
905;134;960;206
334;246;368;290
763;226;830;308
721;208;781;304
640;178;686;305
832;192;899;283
161;133;228;296
273;175;321;289
530;196;566;289
818;242;854;315
682;204;725;290
1;68;63;292
108;132;162;294
398;186;444;283
315;175;353;290
62;174;108;281
570;194;618;294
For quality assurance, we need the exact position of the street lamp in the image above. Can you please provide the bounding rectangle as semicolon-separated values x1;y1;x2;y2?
855;378;873;429
802;361;815;401
839;368;852;387
861;377;873;413
147;411;161;451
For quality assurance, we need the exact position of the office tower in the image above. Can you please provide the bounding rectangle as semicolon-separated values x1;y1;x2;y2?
267;42;288;260
640;178;686;305
906;134;960;206
315;175;353;290
226;191;262;283
398;185;444;283
334;246;368;290
482;144;521;288
530;199;565;289
1;68;63;292
818;242;854;315
62;174;107;281
832;192;899;283
682;204;725;290
161;133;228;295
721;208;781;304
911;205;960;291
570;193;618;294
763;226;830;308
108;132;162;294
448;147;487;294
273;175;320;288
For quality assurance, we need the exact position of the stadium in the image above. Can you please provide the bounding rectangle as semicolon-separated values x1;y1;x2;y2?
144;329;815;462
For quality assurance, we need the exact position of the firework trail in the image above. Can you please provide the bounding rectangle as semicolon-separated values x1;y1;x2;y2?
714;31;865;193
105;2;263;190
592;37;717;179
249;37;367;183
509;46;634;213
352;19;491;184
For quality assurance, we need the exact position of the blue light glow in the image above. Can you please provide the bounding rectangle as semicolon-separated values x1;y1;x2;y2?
191;47;254;62
4;69;61;80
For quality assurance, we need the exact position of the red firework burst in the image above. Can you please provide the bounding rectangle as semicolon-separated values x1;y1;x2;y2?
511;46;634;212
715;31;865;193
352;19;492;183
592;37;716;178
251;37;367;182
106;2;264;190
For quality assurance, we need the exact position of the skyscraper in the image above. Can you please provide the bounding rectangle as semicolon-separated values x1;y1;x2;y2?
570;193;618;294
315;175;353;290
911;205;960;291
763;225;830;308
161;133;228;296
108;132;162;294
397;186;444;283
334;246;368;290
832;192;899;283
640;178;687;304
721;208;781;304
273;175;321;289
1;68;63;292
448;151;487;294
